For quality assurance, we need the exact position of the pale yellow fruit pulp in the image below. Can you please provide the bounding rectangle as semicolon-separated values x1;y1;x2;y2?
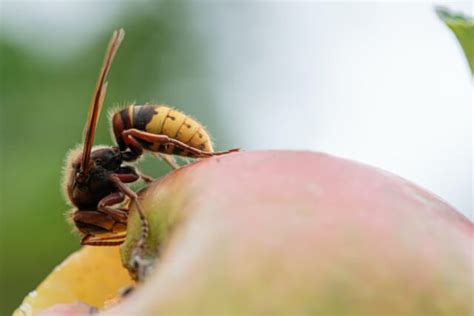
13;246;133;316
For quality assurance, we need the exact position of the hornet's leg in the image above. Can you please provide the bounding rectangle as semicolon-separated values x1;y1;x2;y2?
109;174;144;239
140;173;154;183
157;153;180;170
110;173;151;281
73;210;127;246
73;210;116;233
120;140;179;171
116;164;153;184
97;192;128;223
81;234;126;246
111;174;147;245
122;129;239;159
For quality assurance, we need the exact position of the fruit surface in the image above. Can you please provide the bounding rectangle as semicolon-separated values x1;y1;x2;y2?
14;247;132;316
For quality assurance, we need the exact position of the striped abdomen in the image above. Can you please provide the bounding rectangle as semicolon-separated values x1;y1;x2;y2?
112;105;213;157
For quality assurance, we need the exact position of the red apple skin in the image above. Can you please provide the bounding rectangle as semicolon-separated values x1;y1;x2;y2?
112;151;472;315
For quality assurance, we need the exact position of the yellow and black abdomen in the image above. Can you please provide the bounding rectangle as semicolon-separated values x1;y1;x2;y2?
112;104;213;157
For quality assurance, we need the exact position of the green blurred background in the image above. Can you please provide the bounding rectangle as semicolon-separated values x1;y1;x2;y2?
0;2;235;313
1;1;472;314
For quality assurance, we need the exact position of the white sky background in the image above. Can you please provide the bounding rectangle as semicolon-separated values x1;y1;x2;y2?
2;1;472;219
194;1;473;219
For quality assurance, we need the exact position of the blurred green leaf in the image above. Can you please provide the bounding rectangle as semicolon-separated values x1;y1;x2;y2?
436;6;474;75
